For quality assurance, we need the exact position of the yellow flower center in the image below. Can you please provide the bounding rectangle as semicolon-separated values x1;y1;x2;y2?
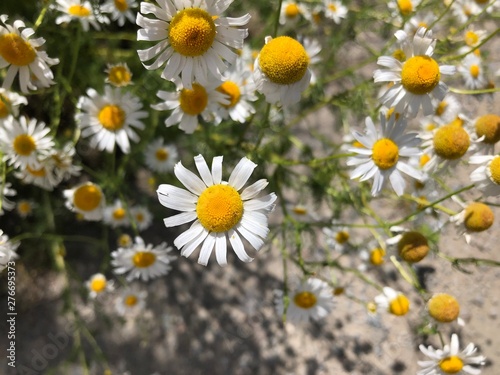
0;33;37;66
285;3;300;18
469;64;480;78
26;166;46;177
292;206;307;215
488;156;500;185
389;294;410;316
435;101;447;117
114;0;128;12
107;66;132;86
155;148;169;161
135;213;145;222
372;138;399;170
293;291;317;309
112;207;126;220
370;248;385;266
68;5;91;17
433;123;470;160
401;55;440;95
335;230;349;244
465;30;479;46
420;154;431;168
132;251;157;268
0;94;11;118
17;201;32;214
259;36;309;85
179;83;208;115
392;49;406;62
118;234;132;247
73;184;102;212
464;202;494;232
90;278;107;293
169;8;216;57
475;114;500;144
124;295;138;306
397;231;429;263
98;104;126;131
13;134;36;156
439;356;464;374
428;293;460;323
397;0;413;16
196;184;243;233
328;4;337;12
217;81;241;108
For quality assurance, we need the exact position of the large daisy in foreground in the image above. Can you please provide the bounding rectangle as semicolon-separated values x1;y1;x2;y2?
157;155;277;266
136;0;250;89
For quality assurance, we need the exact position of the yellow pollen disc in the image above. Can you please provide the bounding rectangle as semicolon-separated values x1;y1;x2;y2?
26;166;46;177
397;0;413;16
124;295;138;306
118;234;132;247
259;36;309;85
401;55;440;95
217;81;241;108
169;8;216;57
469;64;480;78
392;49;406;62
433;124;470;160
17;201;32;214
179;83;208;115
372;138;399;170
132;251;156;268
294;291;317;309
488;156;500;185
98;104;126;131
418;22;428;28
196;184;243;233
328;4;337;12
108;66;131;86
0;33;37;66
464;202;494;232
285;3;300;18
397;231;429;263
435;101;447;117
73;184;102;212
135;213;144;222
428;293;460;323
114;0;128;12
475;114;500;144
155;148;169;161
113;208;126;220
90;278;106;293
13;134;36;156
335;230;349;244
292;206;307;215
370;248;385;266
439;356;464;374
68;5;91;17
0;94;11;118
389;294;410;316
465;31;479;46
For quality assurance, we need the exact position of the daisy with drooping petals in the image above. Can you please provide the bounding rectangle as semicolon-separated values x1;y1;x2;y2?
76;86;148;153
144;138;178;173
0;88;27;124
0;15;59;93
64;182;105;221
470;154;500;196
136;0;250;89
274;278;335;324
114;285;147;316
450;200;494;244
55;0;109;31
86;273;114;299
14;161;61;191
253;36;313;106
418;333;486;375
157;154;277;266
46;143;82;182
104;199;130;228
347;113;423;197
111;236;175;281
105;62;133;87
102;0;137;27
374;28;455;117
374;286;410;316
470;114;500;155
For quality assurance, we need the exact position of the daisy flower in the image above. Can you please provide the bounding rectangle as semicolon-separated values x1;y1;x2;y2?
46;143;82;182
323;0;348;24
358;244;386;270
0;88;27;124
130;205;153;231
111;236;175;281
105;62;133;87
470;154;500;196
450;201;494;244
322;225;350;253
470;114;500;155
157;154;277;266
457;54;487;90
63;182;105;221
388;0;421;19
279;1;309;26
0;181;16;215
374;28;456;117
451;0;482;24
404;12;437;35
347;113;423;196
0;230;19;271
114;285;147;316
432;94;461;125
102;0;137;27
76;86;148;153
253;36;313;106
151;80;228;134
386;228;430;263
55;0;109;32
0;116;54;169
16;199;36;218
418;333;486;375
374;286;410;316
427;293;461;324
103;199;130;228
14;161;61;191
274;278;335;324
144;138;178;173
136;0;250;89
286;202;319;222
86;273;114;299
0;15;59;93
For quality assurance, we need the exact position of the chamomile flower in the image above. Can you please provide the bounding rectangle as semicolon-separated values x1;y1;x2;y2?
280;1;309;26
55;0;109;31
374;28;456;117
152;80;228;134
111;236;175;281
374;287;410;316
458;54;487;90
0;230;19;271
14;161;60;191
16;199;36;218
157;154;277;266
286;202;319;222
451;1;482;23
86;273;114;299
470;154;500;196
114;285;147;316
427;293;461;323
359;244;386;270
0;88;26;124
404;12;437;35
63;182;105;221
274;278;334;324
322;226;350;253
387;229;430;263
253;36;313;106
0;181;16;215
46;143;82;182
418;333;486;375
102;0;137;27
347;113;423;197
105;63;133;87
144;138;178;173
471;114;500;155
432;94;461;125
462;26;487;51
136;0;250;89
76;86;147;153
389;0;421;19
130;205;152;231
0;15;59;93
104;199;130;228
323;0;348;24
450;201;494;244
0;116;54;169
